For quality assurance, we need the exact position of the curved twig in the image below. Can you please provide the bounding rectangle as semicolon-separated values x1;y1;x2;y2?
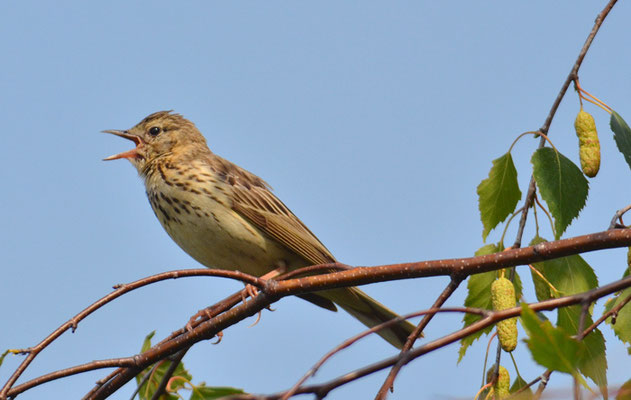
0;268;264;399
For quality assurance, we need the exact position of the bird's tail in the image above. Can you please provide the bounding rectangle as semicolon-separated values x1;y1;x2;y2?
322;287;418;349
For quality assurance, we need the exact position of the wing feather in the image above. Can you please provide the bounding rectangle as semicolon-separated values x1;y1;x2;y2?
232;186;335;266
208;155;335;266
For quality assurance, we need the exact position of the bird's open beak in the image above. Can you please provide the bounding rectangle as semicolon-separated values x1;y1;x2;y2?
102;130;144;161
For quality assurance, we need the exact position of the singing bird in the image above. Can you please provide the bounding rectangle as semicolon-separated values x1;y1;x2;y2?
104;111;415;348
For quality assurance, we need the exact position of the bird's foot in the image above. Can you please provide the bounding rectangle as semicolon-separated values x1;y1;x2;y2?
185;307;214;332
211;331;224;344
243;263;288;326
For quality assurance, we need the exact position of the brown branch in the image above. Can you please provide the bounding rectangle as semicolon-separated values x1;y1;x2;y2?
609;204;631;229
374;276;464;399
534;370;554;400
280;306;483;400
129;362;160;400
5;228;631;399
150;348;188;400
507;370;550;399
269;229;631;296
512;0;618;249
84;292;276;400
0;268;263;399
582;292;631;338
259;276;631;400
87;228;631;397
90;227;631;399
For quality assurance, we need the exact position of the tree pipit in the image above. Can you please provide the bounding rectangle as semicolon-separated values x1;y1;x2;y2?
104;111;415;348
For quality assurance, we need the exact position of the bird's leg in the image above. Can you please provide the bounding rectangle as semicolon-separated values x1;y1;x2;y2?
246;261;288;326
245;261;288;301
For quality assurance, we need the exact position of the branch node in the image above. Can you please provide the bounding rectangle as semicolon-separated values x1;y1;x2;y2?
70;319;80;333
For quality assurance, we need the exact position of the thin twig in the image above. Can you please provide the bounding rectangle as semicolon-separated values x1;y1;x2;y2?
227;276;631;400
581;292;631;337
374;275;464;400
609;204;631;229
534;370;553;400
0;268;263;399
281;307;484;400
129;362;160;400
150;348;188;400
512;0;618;249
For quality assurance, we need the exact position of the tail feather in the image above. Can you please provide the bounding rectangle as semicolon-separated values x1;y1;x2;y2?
321;287;417;349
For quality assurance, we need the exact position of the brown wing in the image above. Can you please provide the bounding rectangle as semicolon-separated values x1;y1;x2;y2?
209;155;336;266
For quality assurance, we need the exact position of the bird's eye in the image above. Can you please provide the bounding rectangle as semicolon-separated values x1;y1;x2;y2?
149;126;161;136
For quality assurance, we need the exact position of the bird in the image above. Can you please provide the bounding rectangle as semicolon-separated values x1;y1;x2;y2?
103;111;416;348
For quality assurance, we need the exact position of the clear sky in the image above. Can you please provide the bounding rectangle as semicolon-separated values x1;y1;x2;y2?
1;2;630;399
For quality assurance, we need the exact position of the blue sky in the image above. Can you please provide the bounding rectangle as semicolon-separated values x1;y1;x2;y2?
1;2;630;399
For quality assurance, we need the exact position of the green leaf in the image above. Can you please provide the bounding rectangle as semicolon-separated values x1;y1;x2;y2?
510;375;534;400
190;385;246;400
529;237;598;303
141;331;156;353
558;307;608;395
136;332;192;400
477;152;522;241
529;236;553;302
458;243;523;361
520;304;585;374
531;147;588;239
544;255;598;300
530;246;605;391
604;287;631;345
617;378;631;400
0;350;9;368
611;111;631;171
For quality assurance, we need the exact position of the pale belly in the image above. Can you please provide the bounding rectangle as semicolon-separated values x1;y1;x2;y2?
145;184;302;277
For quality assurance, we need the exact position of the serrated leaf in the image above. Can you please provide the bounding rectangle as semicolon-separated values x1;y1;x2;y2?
531;147;588;239
510;375;534;400
458;243;524;361
477;153;522;241
521;304;585;374
190;385;246;400
611;111;631;171
531;246;606;391
558;306;608;395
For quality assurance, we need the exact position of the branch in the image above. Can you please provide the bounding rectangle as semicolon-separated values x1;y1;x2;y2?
0;268;264;399
609;204;631;229
261;276;631;399
83;229;631;399
150;349;188;400
512;0;618;249
5;228;631;399
374;276;464;399
280;306;483;400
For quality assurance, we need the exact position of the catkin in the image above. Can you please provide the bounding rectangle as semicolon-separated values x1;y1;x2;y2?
486;365;510;399
574;109;601;178
491;277;518;352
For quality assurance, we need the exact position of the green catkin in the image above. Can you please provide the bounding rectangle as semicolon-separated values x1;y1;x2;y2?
491;277;518;352
486;365;510;399
574;109;601;178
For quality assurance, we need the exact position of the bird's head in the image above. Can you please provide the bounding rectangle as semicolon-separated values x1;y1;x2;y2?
103;111;208;174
